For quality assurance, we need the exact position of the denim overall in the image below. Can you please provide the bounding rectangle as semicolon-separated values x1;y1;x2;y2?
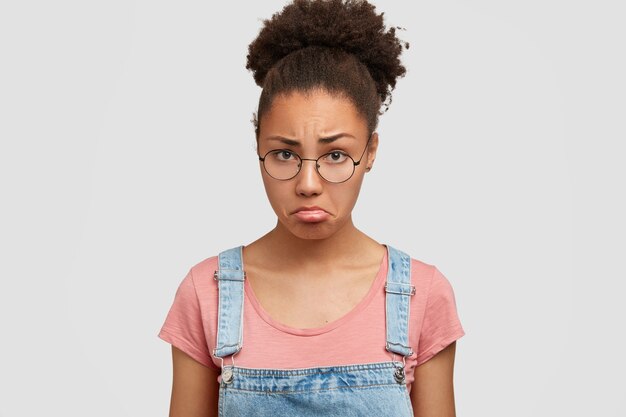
212;244;416;416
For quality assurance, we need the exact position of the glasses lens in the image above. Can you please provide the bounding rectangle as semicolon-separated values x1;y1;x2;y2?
317;152;355;183
263;150;301;180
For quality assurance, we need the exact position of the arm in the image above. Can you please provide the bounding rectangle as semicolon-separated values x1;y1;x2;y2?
410;341;458;417
169;346;220;417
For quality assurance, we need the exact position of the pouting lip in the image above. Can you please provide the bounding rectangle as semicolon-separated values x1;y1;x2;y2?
291;205;328;215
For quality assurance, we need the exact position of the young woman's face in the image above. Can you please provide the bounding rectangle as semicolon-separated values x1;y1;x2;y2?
257;89;379;240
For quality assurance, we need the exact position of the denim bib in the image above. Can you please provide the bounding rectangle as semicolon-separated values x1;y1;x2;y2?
212;244;415;416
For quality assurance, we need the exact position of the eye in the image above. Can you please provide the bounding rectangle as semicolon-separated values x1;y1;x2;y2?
322;151;349;164
271;150;297;162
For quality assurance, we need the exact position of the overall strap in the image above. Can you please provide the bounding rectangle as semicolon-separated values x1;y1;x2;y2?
384;245;415;357
213;245;246;358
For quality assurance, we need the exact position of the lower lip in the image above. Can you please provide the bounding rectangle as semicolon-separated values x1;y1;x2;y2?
293;210;330;222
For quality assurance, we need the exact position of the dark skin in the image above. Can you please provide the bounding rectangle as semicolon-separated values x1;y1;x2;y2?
167;90;458;416
411;341;458;416
169;346;220;417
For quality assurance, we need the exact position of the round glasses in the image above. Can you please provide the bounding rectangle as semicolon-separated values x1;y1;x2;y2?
258;134;372;183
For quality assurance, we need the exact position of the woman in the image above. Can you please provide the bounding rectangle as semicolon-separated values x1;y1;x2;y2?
158;0;465;415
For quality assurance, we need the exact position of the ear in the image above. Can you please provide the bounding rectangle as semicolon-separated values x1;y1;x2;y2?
365;132;379;171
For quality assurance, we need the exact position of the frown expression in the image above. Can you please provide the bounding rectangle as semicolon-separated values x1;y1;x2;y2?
257;88;379;240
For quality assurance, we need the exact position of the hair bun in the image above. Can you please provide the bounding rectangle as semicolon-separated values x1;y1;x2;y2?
246;0;409;107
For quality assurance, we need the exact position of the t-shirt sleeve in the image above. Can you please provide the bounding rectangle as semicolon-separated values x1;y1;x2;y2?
415;266;466;366
158;269;219;370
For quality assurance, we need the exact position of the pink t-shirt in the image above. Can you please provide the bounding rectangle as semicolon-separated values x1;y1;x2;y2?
158;248;465;392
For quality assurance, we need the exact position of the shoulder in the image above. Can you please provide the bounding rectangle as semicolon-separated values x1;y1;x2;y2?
409;257;437;283
397;249;460;316
404;257;436;307
187;255;220;296
189;255;219;281
408;256;459;304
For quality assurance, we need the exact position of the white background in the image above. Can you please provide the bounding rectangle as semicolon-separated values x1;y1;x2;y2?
1;0;624;415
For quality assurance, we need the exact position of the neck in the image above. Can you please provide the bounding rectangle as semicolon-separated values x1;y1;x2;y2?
259;216;374;269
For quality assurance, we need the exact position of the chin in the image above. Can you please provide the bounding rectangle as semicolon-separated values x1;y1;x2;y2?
282;217;340;240
291;227;334;240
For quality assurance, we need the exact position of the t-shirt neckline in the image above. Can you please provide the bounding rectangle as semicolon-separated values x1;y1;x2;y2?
243;245;388;336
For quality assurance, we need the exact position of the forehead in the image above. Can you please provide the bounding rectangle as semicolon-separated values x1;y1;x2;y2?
260;89;367;137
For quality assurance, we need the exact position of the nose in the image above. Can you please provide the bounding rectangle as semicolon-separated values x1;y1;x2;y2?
295;158;323;196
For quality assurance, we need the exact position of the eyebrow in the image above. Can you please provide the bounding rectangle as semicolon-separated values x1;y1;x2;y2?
265;133;355;146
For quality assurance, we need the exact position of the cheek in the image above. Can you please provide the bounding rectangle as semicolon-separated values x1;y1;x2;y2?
330;179;365;211
261;174;288;210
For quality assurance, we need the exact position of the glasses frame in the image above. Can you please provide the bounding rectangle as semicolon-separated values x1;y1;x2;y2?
258;132;373;183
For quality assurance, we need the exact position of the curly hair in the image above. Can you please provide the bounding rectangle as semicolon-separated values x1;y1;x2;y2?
246;0;409;140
